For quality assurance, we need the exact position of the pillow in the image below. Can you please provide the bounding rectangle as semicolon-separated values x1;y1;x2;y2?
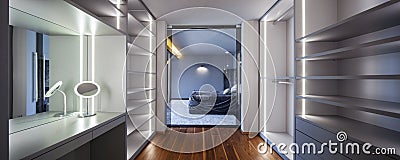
223;88;230;94
230;84;237;93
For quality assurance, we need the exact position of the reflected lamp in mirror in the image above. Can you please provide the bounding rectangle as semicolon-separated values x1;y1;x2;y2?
45;81;73;117
74;81;100;118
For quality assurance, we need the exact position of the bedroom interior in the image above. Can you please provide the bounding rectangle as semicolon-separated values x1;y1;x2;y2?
166;27;241;126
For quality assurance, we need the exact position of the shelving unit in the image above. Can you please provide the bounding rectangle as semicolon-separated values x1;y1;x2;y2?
296;1;400;159
126;0;156;159
259;1;295;159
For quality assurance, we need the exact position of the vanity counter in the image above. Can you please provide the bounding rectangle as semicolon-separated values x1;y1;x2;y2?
9;112;126;160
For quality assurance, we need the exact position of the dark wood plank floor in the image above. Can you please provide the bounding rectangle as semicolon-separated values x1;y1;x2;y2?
136;127;283;160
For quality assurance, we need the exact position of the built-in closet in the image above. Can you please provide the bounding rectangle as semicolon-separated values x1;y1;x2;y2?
259;0;295;159
295;0;400;159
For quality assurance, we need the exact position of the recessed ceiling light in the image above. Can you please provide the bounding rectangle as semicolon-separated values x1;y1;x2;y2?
225;51;230;54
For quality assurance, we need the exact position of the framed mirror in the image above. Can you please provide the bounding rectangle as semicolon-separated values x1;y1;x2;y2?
74;81;100;117
74;81;100;98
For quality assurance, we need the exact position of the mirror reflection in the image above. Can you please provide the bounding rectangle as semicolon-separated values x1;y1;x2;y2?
9;1;87;133
75;82;100;98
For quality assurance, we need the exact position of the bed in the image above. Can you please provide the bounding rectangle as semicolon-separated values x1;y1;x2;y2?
188;85;238;115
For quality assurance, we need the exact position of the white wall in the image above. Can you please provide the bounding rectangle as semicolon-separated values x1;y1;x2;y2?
241;21;259;133
156;21;167;132
49;36;86;112
295;0;337;39
12;27;37;117
337;0;388;21
90;35;126;113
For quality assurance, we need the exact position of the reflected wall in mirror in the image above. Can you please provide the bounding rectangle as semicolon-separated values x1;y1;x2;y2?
9;1;88;121
10;25;87;119
8;0;125;134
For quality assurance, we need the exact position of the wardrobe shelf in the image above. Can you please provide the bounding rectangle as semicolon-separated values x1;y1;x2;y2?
127;114;154;136
296;35;400;60
127;43;154;56
296;75;400;80
127;99;156;111
260;76;295;80
69;0;126;17
127;70;156;74
296;115;400;156
127;88;156;95
128;13;155;37
128;10;152;25
296;1;400;42
297;95;400;118
127;130;153;160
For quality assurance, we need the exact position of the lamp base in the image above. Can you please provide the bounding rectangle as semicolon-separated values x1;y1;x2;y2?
53;112;75;117
78;113;96;118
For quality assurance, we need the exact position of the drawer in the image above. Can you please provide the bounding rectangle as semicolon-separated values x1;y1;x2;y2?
34;132;92;160
296;117;339;144
296;117;395;160
296;131;350;160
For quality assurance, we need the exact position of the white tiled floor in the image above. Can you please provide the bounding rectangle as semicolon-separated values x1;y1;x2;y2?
168;100;240;125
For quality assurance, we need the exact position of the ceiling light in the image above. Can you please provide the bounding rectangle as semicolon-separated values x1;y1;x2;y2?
197;65;208;73
225;51;230;54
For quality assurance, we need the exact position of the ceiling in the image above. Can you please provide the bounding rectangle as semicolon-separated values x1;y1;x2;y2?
141;0;278;25
171;29;236;56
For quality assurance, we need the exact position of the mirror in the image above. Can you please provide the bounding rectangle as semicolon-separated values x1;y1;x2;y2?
74;81;100;98
45;81;63;97
9;0;122;134
74;81;100;118
8;0;88;133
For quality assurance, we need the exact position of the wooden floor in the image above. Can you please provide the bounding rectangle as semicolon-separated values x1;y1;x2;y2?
136;127;283;160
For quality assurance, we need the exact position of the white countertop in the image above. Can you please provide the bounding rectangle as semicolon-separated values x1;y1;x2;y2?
9;112;125;160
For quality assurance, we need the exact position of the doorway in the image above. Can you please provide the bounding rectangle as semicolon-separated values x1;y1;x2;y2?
165;26;241;127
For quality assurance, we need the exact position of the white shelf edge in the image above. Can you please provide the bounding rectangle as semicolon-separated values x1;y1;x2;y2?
127;114;154;136
127;99;156;111
297;95;400;118
126;88;156;95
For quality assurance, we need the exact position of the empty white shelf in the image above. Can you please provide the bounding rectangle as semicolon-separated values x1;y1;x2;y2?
127;99;156;111
296;1;400;42
127;88;155;95
127;44;154;56
296;75;400;80
128;13;154;37
297;95;400;118
127;70;156;74
296;36;400;60
127;114;153;135
297;115;400;156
